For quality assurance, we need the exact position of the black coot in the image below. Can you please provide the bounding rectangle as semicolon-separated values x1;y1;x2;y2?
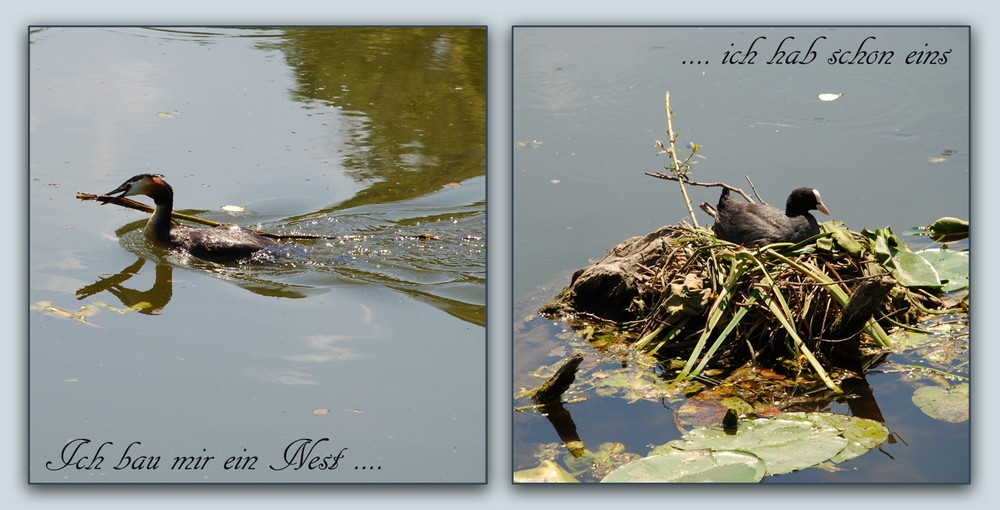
713;187;830;247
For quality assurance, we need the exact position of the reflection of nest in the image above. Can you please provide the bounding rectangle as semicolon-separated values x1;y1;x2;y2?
539;223;946;392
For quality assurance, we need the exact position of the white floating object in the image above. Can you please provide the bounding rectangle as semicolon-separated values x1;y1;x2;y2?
817;93;843;102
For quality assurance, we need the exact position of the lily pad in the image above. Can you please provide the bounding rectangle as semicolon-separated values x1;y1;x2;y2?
601;449;765;483
924;217;968;243
916;249;968;292
561;442;640;478
912;383;969;423
513;460;579;483
662;416;851;475
779;412;889;463
890;329;939;349
862;226;967;289
889;249;942;288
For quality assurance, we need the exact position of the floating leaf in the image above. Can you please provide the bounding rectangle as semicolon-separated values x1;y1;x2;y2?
779;412;889;464
562;442;640;478
32;301;102;327
861;225;966;289
890;249;941;288
890;329;939;349
514;460;579;483
912;383;968;423
602;449;765;483
916;249;968;292
663;415;858;475
588;367;687;403
924;217;969;243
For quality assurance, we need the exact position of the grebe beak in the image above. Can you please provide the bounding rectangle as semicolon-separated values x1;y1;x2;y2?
105;180;134;198
105;174;158;198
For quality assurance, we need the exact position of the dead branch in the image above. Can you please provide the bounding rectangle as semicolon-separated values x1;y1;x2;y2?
644;172;756;203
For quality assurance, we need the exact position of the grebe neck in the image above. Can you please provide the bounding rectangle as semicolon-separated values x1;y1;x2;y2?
144;181;175;245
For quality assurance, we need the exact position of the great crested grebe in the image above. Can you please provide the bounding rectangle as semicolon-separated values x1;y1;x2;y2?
714;187;830;247
105;174;278;262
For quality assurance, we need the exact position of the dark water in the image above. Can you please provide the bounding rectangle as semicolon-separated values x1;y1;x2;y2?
513;26;969;483
29;26;485;483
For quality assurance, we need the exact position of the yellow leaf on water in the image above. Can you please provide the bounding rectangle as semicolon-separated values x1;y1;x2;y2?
32;301;103;328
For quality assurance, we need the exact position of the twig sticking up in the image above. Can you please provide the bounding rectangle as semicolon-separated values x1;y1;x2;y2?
746;175;766;205
662;91;700;228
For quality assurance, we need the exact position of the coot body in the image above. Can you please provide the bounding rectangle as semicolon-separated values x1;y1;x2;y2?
713;187;830;247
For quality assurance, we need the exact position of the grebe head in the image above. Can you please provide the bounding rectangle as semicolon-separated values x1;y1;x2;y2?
103;173;279;261
106;174;172;203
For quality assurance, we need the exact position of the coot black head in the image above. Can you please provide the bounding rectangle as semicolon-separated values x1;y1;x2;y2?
714;187;830;247
785;187;830;217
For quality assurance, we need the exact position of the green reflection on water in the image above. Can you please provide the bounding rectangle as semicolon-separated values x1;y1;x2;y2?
271;27;486;213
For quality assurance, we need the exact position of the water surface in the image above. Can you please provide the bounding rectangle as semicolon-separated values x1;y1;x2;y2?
513;26;969;483
30;26;486;483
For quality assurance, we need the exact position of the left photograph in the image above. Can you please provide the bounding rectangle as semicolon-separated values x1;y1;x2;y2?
28;26;486;483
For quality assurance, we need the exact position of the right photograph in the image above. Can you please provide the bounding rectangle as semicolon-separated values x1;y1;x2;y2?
512;26;969;483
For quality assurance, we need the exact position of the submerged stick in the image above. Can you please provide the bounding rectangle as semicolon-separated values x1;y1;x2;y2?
532;353;584;405
76;191;329;241
829;276;895;340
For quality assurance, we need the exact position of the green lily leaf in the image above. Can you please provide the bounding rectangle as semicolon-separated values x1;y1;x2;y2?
916;249;968;292
514;460;579;483
561;442;639;477
665;418;847;475
779;412;890;464
889;249;942;288
601;449;765;483
912;382;969;423
654;412;887;476
924;217;968;243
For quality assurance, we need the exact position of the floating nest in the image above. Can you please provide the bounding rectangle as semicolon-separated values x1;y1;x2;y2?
539;220;961;393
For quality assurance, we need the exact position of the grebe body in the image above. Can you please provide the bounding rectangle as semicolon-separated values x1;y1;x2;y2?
106;174;278;262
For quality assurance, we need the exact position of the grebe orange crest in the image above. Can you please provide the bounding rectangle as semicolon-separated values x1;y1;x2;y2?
106;174;279;262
